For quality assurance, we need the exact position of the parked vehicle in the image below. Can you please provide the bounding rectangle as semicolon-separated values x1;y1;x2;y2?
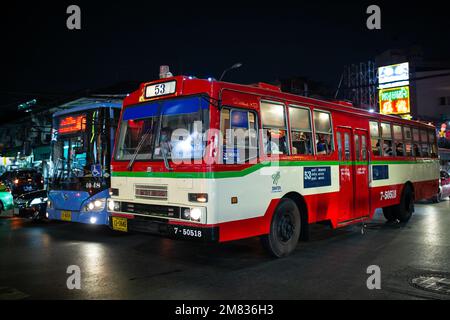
433;170;450;202
14;190;48;220
0;182;14;214
0;169;44;198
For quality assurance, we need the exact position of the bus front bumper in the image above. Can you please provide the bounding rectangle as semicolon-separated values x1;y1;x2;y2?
47;208;109;225
109;214;219;242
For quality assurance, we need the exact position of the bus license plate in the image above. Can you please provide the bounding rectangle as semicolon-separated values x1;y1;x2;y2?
61;211;72;221
112;217;128;232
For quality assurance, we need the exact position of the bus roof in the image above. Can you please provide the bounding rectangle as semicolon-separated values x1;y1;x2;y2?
126;76;434;130
53;97;122;118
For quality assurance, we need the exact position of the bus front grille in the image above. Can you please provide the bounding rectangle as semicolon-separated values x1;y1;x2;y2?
135;184;168;201
120;202;184;219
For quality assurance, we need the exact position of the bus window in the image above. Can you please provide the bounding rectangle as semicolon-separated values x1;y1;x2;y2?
393;125;405;156
404;126;412;156
261;101;289;155
412;128;420;156
420;129;429;157
337;132;342;160
354;135;360;161
429;129;438;158
313;110;333;155
344;133;350;161
369;121;381;156
361;135;367;160
381;122;393;157
289;106;312;155
221;108;258;164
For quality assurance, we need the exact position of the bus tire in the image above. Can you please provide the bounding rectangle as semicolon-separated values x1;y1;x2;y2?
396;185;414;223
382;206;397;222
261;198;301;258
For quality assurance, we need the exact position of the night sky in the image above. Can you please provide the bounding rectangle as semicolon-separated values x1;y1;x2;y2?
2;1;450;110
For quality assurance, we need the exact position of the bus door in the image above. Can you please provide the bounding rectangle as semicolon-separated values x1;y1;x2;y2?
336;127;354;223
353;129;370;218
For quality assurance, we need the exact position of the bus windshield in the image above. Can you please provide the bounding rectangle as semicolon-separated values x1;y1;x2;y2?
115;96;209;162
50;108;114;192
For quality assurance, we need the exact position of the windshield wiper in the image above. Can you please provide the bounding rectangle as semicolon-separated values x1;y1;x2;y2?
161;142;173;171
127;127;153;171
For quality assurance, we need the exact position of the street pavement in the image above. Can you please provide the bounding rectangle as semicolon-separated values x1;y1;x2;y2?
0;200;449;300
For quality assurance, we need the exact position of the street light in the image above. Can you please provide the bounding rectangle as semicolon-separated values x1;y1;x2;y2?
219;63;243;81
18;99;37;112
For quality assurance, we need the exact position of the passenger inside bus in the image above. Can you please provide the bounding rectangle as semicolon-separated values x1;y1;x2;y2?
264;129;288;155
316;134;331;155
413;143;420;156
396;142;405;156
291;132;312;155
383;140;393;156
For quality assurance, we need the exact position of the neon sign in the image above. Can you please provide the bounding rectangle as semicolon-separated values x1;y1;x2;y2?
59;114;86;135
378;62;409;89
379;86;410;115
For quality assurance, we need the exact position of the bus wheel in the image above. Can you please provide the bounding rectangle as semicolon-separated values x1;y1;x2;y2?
261;198;301;258
382;206;397;222
397;185;414;223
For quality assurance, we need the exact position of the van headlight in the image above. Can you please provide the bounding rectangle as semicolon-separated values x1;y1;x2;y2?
83;198;106;212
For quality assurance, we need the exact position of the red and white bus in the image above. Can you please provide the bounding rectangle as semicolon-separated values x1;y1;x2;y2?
107;75;439;257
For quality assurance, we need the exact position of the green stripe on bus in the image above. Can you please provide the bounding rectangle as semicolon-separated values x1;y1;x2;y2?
112;159;437;179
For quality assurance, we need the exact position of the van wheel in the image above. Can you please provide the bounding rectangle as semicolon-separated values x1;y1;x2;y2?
261;198;301;258
397;185;414;222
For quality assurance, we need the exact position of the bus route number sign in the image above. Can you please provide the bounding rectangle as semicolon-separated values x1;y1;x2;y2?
304;167;332;188
144;80;176;98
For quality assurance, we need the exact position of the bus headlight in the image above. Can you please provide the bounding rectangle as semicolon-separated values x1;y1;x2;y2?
181;207;202;222
190;208;202;221
107;199;121;212
83;198;106;212
47;200;53;209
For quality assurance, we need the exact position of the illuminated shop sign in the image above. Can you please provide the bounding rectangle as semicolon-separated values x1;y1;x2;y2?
378;62;409;89
59;114;86;135
379;86;410;115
